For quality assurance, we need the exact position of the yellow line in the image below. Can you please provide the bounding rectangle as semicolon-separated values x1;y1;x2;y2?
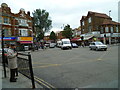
34;76;56;88
34;78;50;88
33;64;61;69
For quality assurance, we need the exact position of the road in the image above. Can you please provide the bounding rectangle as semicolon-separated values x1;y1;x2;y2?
30;45;118;88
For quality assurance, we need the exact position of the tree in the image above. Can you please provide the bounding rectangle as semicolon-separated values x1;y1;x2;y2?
50;31;57;42
33;9;52;40
62;24;73;39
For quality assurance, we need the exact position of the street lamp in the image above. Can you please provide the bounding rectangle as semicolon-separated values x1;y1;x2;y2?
109;10;112;45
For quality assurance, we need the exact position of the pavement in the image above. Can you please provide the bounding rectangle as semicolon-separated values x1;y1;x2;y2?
0;64;43;89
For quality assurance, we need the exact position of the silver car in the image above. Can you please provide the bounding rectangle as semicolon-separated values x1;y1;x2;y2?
89;42;107;51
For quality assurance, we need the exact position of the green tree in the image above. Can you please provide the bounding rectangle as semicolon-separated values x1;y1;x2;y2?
33;9;52;40
50;31;57;42
62;24;73;39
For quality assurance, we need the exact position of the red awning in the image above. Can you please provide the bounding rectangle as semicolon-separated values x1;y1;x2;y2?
71;38;81;41
18;41;33;44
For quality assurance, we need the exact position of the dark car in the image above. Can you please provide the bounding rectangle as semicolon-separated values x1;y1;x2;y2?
71;43;78;48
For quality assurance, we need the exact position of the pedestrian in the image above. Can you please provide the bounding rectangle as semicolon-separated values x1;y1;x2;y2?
7;44;18;82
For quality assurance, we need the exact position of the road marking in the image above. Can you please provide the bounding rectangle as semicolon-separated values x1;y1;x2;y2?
33;64;61;69
34;76;56;89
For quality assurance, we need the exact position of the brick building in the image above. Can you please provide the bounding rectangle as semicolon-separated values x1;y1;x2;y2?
0;3;33;50
80;11;120;44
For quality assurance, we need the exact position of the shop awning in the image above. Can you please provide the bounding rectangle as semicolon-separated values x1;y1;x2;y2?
71;38;81;41
18;41;33;44
78;35;94;41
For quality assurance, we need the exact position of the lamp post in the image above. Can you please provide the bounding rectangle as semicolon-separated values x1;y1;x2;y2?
109;10;112;45
1;29;7;78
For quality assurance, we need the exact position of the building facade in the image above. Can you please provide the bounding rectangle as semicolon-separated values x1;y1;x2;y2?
0;3;33;50
80;11;120;44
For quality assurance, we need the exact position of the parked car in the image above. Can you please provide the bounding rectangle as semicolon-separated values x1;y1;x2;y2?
89;41;107;51
49;43;56;48
72;43;78;48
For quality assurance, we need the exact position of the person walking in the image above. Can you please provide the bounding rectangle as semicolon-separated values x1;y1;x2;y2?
7;44;18;82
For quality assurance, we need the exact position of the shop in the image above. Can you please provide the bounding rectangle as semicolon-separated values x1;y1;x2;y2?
17;37;33;51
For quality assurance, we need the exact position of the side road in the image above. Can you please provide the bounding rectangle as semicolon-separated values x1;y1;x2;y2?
0;65;43;89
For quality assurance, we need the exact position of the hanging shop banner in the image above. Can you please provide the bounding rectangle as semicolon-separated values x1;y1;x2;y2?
0;37;16;41
17;37;33;41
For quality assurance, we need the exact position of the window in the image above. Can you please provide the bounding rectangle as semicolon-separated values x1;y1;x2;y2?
3;17;9;24
4;29;11;37
116;26;118;32
88;17;91;23
110;27;113;33
105;27;109;32
19;29;28;36
0;16;2;23
88;25;92;32
82;21;84;26
101;27;104;33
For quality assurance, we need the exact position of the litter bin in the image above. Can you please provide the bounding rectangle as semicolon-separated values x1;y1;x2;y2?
24;46;29;51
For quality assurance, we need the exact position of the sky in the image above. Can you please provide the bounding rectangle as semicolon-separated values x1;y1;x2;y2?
0;0;120;35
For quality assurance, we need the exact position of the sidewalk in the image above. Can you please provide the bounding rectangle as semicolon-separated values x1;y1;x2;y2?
0;65;43;89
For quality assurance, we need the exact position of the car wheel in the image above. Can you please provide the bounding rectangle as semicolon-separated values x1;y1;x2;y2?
104;49;107;51
96;47;98;51
90;48;92;50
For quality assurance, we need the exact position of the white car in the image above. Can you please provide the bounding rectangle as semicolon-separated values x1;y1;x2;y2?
49;43;56;48
89;42;107;51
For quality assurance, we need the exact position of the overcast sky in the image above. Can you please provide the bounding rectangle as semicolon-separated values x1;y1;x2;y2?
0;0;119;34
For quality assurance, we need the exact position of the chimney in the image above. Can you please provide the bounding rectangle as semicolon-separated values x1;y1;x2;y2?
27;11;30;16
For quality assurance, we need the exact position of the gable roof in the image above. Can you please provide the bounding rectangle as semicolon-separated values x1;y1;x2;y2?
88;11;111;19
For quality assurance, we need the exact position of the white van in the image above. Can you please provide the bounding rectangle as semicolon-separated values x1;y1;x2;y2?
61;39;72;50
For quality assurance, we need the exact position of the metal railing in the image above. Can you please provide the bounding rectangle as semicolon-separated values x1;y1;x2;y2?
17;52;35;89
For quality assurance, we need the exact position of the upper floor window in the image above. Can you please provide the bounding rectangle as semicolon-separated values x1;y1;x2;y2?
110;27;114;33
82;21;84;26
19;29;28;36
0;16;2;23
101;27;104;33
4;29;11;37
3;17;9;24
116;26;118;32
105;27;109;32
88;25;92;32
88;17;91;23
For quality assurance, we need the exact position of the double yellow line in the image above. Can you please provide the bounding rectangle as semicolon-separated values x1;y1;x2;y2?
34;76;57;90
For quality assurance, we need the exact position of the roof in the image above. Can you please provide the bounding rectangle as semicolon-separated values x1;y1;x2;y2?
88;11;111;19
102;19;120;25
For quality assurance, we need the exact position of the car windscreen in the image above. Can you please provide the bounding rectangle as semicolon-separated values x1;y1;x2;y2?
95;42;103;45
63;41;70;44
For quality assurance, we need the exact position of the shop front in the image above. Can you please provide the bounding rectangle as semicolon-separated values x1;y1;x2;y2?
0;37;16;47
17;37;33;51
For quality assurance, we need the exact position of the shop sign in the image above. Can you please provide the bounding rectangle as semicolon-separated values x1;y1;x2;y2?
0;37;16;41
18;37;33;41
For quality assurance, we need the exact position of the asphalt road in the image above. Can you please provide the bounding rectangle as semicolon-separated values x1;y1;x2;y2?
30;45;118;88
